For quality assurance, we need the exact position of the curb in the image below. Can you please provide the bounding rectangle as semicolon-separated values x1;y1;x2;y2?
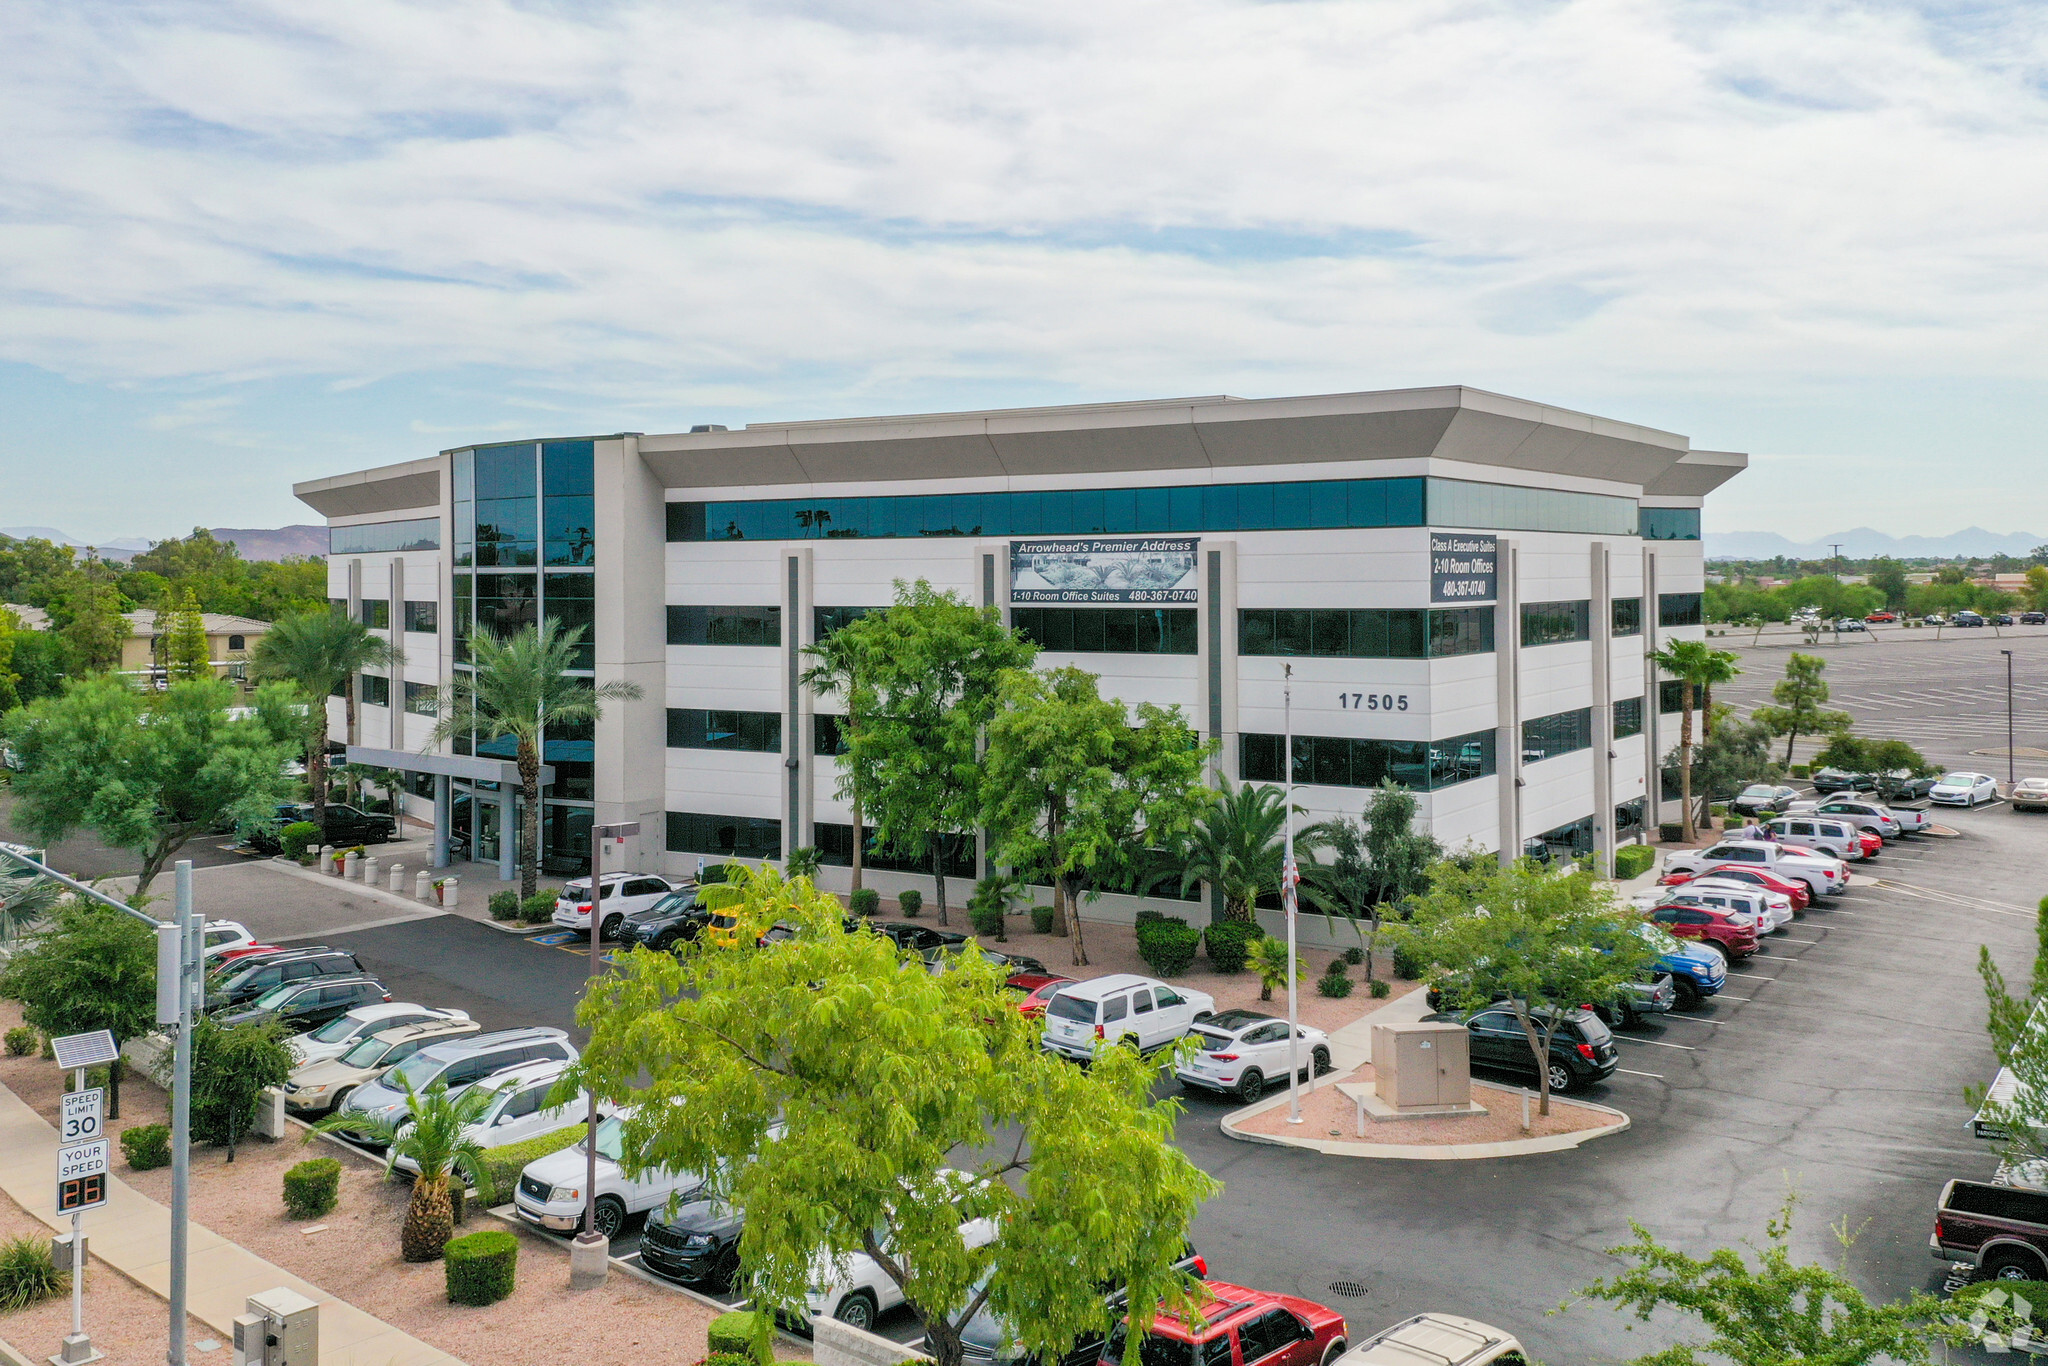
1218;1082;1630;1160
260;857;546;934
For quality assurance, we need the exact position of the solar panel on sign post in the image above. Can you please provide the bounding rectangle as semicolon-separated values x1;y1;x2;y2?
50;1030;119;1071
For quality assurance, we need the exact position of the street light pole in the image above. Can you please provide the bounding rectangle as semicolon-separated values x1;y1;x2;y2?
2004;649;2017;788
1830;544;1844;643
572;820;638;1290
1283;664;1301;1126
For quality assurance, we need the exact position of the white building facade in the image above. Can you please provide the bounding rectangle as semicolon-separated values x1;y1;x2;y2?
295;387;1741;903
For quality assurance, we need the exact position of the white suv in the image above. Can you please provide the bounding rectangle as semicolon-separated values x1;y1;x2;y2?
512;1109;717;1239
806;1176;995;1332
553;873;684;939
1335;1314;1526;1366
1041;974;1216;1061
392;1059;588;1177
1764;815;1866;861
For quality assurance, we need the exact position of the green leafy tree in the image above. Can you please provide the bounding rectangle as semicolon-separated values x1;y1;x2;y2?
1750;653;1852;766
2;676;294;893
55;579;129;673
1649;640;1741;840
1809;735;1936;787
162;588;212;682
1776;575;1883;623
981;667;1211;966
248;608;402;823
2028;566;2048;613
840;581;1036;923
1664;708;1781;807
1867;557;1909;609
1302;783;1444;979
7;628;72;706
430;621;642;897
1175;780;1331;925
0;606;22;713
0;900;156;1117
310;1077;503;1261
1385;857;1655;1115
800;621;881;894
565;868;1216;1366
168;1015;294;1162
1964;900;2048;1171
1567;1195;1978;1364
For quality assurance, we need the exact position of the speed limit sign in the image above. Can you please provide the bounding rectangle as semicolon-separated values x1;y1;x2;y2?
61;1089;103;1144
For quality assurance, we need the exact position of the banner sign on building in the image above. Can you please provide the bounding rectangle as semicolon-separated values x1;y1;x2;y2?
1011;538;1200;603
1430;534;1498;604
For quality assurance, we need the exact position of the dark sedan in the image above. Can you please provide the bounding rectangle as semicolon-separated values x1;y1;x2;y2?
1729;783;1801;817
1424;1005;1618;1094
614;888;711;953
875;922;968;955
1810;767;1876;794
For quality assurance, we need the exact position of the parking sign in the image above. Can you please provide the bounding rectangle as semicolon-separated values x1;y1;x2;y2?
61;1088;103;1144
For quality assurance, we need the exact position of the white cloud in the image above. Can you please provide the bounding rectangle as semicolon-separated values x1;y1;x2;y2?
1;0;2046;536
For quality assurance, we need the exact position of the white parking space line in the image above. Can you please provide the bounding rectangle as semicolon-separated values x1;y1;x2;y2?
1615;1067;1666;1079
1658;1015;1720;1025
1714;995;1752;1002
1775;937;1823;945
1617;1036;1697;1051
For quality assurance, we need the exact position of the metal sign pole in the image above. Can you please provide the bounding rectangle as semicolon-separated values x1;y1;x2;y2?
70;1067;84;1356
169;860;195;1366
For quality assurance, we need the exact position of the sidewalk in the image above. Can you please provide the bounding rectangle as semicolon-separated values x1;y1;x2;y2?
0;1084;464;1366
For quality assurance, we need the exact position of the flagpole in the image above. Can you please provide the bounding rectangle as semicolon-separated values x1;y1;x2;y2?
1284;663;1301;1125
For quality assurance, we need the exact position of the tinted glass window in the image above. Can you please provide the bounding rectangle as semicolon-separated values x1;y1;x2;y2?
1613;696;1644;739
667;708;784;752
1015;607;1197;656
1639;507;1702;540
1659;592;1704;628
1047;994;1097;1024
1611;597;1643;637
1520;600;1591;647
1130;990;1154;1014
1155;988;1184;1008
1102;996;1129;1023
1522;709;1593;763
666;811;782;860
1240;728;1495;791
1238;608;1491;659
666;605;782;647
329;519;441;555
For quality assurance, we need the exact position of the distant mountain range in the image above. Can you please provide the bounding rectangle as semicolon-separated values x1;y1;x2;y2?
0;524;328;562
1706;526;2047;561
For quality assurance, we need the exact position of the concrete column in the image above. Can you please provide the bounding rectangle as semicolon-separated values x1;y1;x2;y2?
1644;547;1662;827
786;549;813;861
592;434;667;875
497;791;516;883
978;551;996;881
432;773;450;869
1494;539;1521;865
1590;542;1614;877
346;559;363;746
389;557;405;749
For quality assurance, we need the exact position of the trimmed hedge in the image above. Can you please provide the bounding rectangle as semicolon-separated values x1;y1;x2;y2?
1203;920;1256;974
279;821;322;860
1135;916;1200;977
1613;845;1656;880
519;891;557;924
487;890;521;922
849;887;880;917
1392;942;1424;981
283;1157;341;1219
708;1311;772;1363
121;1124;171;1171
1031;905;1056;934
969;901;1005;938
3;1026;35;1057
473;1124;585;1205
444;1229;518;1306
896;889;923;918
705;1354;759;1366
700;863;730;885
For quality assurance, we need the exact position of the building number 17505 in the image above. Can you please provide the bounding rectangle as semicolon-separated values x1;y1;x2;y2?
1340;693;1408;711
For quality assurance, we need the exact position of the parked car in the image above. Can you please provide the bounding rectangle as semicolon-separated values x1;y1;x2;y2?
875;922;969;955
1930;1179;2048;1281
1042;974;1216;1060
958;1243;1211;1366
290;1002;470;1066
518;1112;766;1239
392;1059;588;1178
1662;840;1846;901
1102;1281;1348;1366
638;1197;745;1290
207;947;368;1010
1832;617;1868;632
1424;1005;1618;1094
1883;802;1938;835
1865;611;1898;624
2014;778;2048;813
1955;610;1987;627
1729;784;1801;817
553;873;685;939
2025;612;2048;626
1178;1010;1333;1103
214;976;391;1032
1642;903;1759;961
1010;976;1078;1020
199;920;257;959
1762;815;1868;862
283;1016;482;1115
211;942;287;965
1879;770;1939;802
925;942;1049;976
247;802;396;852
1930;771;2000;806
1635;921;1726;1009
1335;1314;1527;1366
614;886;712;952
1996;614;2018;627
338;1027;579;1135
1660;881;1791;932
1793;798;1901;840
806;1175;997;1330
1589;972;1677;1030
1660;863;1811;910
1810;767;1876;795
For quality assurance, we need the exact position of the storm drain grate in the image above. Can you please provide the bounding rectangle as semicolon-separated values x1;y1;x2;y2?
1328;1281;1369;1298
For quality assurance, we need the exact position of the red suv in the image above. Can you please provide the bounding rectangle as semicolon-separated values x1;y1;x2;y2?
1644;902;1759;960
1103;1281;1347;1366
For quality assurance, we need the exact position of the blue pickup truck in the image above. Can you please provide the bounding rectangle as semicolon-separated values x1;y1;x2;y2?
1636;920;1726;1007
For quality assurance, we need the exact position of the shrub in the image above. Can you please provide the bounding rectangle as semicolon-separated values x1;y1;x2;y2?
1031;905;1056;934
1326;958;1349;978
970;901;1005;938
1368;978;1391;999
1392;942;1424;981
487;890;520;922
1657;821;1685;843
443;1229;518;1306
121;1124;170;1170
1135;918;1200;977
1318;966;1354;998
708;1311;772;1363
785;846;821;880
279;821;321;860
1134;909;1167;928
896;889;923;918
1343;945;1364;966
1613;845;1656;880
1953;1279;2048;1331
518;891;557;924
1203;920;1256;974
4;1026;36;1057
705;1354;759;1366
282;1157;341;1219
0;1233;66;1312
1791;764;1810;779
473;1125;585;1204
849;887;880;918
700;862;730;885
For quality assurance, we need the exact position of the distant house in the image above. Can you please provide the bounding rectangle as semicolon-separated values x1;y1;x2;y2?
1;604;49;631
119;609;272;696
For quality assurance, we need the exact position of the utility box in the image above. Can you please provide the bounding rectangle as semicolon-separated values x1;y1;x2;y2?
236;1287;319;1366
1371;1021;1471;1110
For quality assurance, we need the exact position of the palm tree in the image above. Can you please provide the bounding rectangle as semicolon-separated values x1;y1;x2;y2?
1650;639;1742;841
309;1077;501;1262
248;609;401;825
800;628;878;895
1245;935;1308;1003
1177;780;1334;923
430;621;642;898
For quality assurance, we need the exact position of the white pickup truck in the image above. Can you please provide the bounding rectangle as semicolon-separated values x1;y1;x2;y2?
1663;839;1848;901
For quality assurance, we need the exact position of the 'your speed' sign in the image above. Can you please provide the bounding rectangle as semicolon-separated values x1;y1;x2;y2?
56;1138;108;1213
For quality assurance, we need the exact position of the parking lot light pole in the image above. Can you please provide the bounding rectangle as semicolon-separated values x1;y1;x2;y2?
572;821;638;1290
2004;650;2017;788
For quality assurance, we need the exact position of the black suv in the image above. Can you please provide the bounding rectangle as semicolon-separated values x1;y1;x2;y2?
208;947;368;1010
615;888;712;953
640;1197;744;1290
215;976;389;1031
1424;1005;1618;1093
248;802;396;853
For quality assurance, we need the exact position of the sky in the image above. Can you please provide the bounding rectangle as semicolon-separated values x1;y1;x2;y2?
2;0;2046;544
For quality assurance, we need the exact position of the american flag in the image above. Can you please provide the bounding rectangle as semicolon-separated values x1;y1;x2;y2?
1281;856;1299;908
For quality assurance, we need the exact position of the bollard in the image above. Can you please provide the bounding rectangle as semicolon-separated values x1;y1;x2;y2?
363;855;380;887
415;870;432;900
387;862;405;891
342;851;359;880
319;845;334;875
442;877;459;909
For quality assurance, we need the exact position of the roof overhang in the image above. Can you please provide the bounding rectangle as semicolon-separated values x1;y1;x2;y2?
344;746;552;787
1644;450;1748;499
295;458;441;518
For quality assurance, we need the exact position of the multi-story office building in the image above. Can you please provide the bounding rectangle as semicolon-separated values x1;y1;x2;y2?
295;386;1742;902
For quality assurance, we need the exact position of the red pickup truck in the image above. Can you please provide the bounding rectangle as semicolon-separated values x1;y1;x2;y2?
1932;1179;2048;1281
